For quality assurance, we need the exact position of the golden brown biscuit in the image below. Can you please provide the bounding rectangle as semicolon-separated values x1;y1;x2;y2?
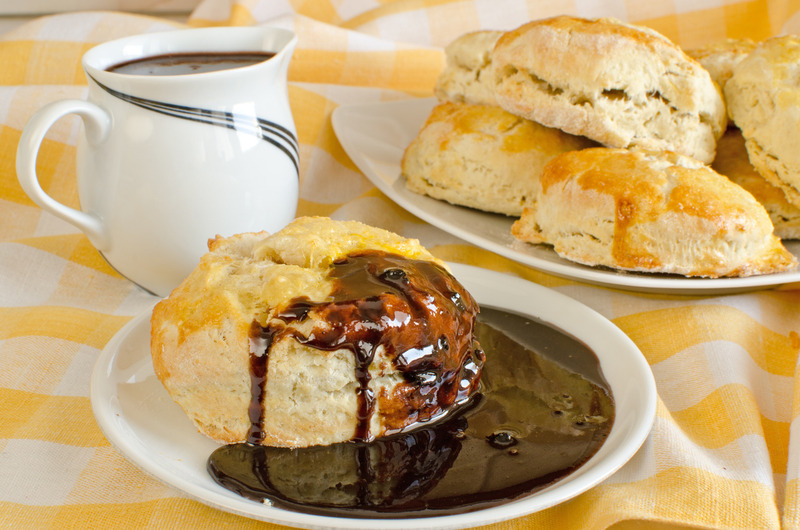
511;148;797;277
434;30;503;106
725;35;800;209
491;16;727;163
151;217;483;448
401;101;596;216
712;129;800;239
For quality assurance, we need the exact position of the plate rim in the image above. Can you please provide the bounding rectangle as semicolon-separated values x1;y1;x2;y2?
331;97;800;295
90;263;657;530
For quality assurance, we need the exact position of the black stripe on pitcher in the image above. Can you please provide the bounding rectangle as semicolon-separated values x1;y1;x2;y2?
90;76;300;176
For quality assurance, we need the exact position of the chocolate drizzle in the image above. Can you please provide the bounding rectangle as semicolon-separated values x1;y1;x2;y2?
247;322;274;444
247;250;482;442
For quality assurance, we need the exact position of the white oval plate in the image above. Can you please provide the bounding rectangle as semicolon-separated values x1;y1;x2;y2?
91;263;656;530
331;97;800;295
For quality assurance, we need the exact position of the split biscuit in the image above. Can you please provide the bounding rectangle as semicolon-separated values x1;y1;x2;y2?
511;148;797;277
434;30;503;106
401;101;596;216
687;38;757;92
712;129;800;239
151;217;483;448
491;16;727;163
725;35;800;209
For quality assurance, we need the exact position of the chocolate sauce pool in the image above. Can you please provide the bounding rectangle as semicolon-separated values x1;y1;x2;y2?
208;255;614;518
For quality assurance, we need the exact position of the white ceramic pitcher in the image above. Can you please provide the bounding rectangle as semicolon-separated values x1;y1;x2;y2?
17;26;299;297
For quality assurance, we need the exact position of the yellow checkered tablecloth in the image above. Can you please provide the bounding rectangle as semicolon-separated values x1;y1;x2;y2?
2;1;800;528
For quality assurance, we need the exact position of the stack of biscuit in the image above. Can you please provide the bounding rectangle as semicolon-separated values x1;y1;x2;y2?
401;15;798;278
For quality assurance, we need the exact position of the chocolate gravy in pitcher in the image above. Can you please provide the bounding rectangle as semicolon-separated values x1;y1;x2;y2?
107;51;275;75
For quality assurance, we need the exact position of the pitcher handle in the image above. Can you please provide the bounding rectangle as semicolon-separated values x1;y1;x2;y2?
16;99;112;250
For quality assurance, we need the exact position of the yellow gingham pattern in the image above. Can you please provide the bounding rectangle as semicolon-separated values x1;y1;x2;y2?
1;1;800;529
